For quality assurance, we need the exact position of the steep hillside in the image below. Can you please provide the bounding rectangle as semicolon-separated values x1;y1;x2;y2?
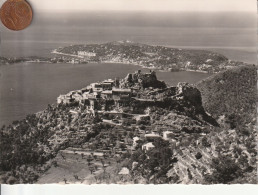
0;69;256;184
193;65;257;184
197;65;257;129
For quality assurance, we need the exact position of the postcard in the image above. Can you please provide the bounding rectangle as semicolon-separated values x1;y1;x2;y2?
0;0;257;185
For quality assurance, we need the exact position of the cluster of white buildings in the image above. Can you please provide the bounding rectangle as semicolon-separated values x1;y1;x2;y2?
77;51;96;57
57;78;133;110
131;131;177;152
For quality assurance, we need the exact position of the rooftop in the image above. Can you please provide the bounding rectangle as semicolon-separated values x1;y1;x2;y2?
103;79;115;83
145;133;160;138
112;88;131;92
102;90;113;94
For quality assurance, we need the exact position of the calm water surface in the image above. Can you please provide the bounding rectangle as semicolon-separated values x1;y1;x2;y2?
0;62;211;126
0;11;255;126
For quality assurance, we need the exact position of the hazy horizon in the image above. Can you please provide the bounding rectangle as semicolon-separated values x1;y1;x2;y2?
0;11;256;63
22;11;258;29
0;0;256;12
25;0;256;12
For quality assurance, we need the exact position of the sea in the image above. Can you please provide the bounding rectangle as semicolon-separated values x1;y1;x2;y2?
0;11;256;126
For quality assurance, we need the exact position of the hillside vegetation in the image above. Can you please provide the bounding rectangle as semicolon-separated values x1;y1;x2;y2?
197;65;257;130
0;67;257;184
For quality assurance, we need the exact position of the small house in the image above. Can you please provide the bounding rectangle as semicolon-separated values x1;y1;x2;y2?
142;142;155;151
101;90;113;99
112;88;132;100
163;131;175;140
145;133;160;141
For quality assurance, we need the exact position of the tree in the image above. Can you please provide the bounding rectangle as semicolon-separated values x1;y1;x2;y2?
101;159;105;167
130;138;174;183
89;166;95;174
74;175;79;180
6;176;17;184
201;136;211;147
63;178;67;184
52;161;58;167
205;155;242;184
195;152;202;160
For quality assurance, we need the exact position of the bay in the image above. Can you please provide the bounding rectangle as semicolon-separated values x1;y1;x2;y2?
0;11;255;126
0;62;211;127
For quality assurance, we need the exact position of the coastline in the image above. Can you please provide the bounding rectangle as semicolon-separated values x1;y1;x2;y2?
51;50;170;72
50;50;211;73
52;49;84;59
185;69;209;73
0;62;213;128
51;41;249;74
0;42;247;127
2;42;247;75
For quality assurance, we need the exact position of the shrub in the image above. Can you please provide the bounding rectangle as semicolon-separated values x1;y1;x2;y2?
205;155;242;184
195;152;202;159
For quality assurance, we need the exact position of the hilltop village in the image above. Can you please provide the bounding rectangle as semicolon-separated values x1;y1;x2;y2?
0;69;222;184
0;65;256;184
56;70;185;154
57;70;165;109
45;67;255;184
47;70;226;184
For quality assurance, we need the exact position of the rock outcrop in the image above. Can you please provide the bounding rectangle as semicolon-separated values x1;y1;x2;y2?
176;82;202;106
121;70;166;89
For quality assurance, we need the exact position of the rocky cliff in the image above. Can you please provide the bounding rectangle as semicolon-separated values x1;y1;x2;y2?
120;70;166;89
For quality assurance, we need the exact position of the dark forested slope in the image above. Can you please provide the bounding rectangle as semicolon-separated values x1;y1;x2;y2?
197;65;257;129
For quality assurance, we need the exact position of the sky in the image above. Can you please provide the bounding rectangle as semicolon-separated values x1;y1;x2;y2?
17;0;256;12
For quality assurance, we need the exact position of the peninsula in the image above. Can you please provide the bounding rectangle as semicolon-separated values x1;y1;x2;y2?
52;41;249;73
1;41;250;74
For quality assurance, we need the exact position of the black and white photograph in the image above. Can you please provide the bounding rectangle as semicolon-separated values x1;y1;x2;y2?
0;0;257;185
